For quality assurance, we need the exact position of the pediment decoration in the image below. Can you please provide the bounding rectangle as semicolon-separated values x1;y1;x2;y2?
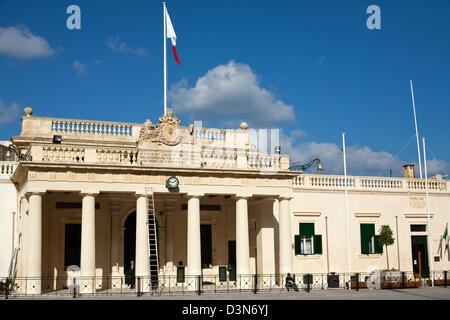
139;109;182;146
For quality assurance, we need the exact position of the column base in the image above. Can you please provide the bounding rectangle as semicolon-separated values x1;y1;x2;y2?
26;279;41;295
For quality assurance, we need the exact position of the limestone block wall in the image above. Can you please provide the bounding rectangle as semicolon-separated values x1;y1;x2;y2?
0;179;17;277
290;189;450;274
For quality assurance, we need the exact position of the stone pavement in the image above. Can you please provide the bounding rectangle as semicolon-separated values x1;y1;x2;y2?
6;287;450;300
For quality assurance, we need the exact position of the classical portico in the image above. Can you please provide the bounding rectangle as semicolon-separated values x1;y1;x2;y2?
11;108;296;294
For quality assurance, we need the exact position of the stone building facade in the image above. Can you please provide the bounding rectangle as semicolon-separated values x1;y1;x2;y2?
0;108;448;294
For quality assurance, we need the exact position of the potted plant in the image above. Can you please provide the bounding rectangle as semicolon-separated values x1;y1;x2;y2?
378;225;395;270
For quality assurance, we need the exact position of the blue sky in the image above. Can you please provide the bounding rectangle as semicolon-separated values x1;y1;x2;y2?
0;0;449;177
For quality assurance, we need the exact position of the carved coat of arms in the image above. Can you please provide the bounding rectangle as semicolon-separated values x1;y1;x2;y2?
139;109;182;146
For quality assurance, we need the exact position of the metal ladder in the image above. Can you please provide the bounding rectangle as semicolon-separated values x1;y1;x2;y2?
145;188;159;291
8;248;18;280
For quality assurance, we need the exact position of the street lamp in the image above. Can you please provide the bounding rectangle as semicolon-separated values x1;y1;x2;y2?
290;158;323;173
6;144;32;161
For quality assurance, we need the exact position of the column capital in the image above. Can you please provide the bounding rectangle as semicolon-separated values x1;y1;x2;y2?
134;192;148;198
278;196;293;201
25;191;45;199
80;191;99;197
186;193;204;199
235;193;252;200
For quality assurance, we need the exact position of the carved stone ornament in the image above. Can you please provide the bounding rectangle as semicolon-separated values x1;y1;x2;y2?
139;109;182;146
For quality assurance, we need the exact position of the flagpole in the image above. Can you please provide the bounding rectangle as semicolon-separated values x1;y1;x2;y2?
342;132;351;290
422;137;434;287
410;80;423;178
163;2;167;115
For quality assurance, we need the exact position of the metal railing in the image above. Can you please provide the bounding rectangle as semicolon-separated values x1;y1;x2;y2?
1;271;448;298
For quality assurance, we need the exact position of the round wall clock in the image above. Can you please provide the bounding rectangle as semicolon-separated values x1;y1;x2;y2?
166;176;179;189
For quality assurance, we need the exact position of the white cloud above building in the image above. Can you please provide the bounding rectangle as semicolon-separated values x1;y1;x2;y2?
169;60;296;128
0;100;20;124
0;25;54;59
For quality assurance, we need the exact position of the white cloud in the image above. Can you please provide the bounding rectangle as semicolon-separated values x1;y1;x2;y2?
0;25;54;59
106;36;149;56
280;133;449;177
169;60;295;128
425;159;450;177
0;100;20;124
73;60;87;75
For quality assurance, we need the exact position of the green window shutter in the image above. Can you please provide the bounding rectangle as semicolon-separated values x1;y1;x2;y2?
374;235;383;254
360;224;370;254
177;266;185;283
313;234;323;254
294;235;301;255
299;223;315;236
219;266;227;282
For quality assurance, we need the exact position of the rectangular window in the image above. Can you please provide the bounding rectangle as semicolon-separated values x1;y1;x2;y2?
410;224;426;232
360;224;382;254
296;223;323;255
200;224;212;268
64;224;81;268
301;235;313;255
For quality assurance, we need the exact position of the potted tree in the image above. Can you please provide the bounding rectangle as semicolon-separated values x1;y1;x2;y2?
378;225;401;287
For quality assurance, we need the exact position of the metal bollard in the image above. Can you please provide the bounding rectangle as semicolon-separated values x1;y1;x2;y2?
253;274;258;294
356;273;359;291
137;276;141;297
197;275;202;296
401;272;406;289
444;271;448;288
72;277;77;298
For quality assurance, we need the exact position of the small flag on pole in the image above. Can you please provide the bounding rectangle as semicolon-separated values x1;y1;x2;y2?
165;7;180;65
443;224;449;251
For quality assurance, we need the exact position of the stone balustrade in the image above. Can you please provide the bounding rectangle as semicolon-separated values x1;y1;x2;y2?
293;174;448;193
0;161;16;178
201;150;237;169
248;153;280;170
32;145;290;171
96;148;139;165
42;146;85;163
194;128;226;142
51;119;133;137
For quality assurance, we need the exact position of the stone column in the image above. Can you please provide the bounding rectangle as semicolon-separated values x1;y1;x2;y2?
135;194;150;292
256;200;276;275
236;197;250;275
165;206;175;274
26;193;43;295
187;196;201;278
80;193;97;294
279;197;293;274
110;200;121;291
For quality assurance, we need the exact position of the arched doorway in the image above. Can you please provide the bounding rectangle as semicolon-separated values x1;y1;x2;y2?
122;211;161;277
123;211;136;273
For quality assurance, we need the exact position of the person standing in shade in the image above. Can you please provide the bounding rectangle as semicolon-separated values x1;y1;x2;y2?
129;260;135;289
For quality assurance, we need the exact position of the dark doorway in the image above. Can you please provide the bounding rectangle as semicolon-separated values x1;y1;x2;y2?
411;236;429;278
201;224;212;268
228;240;236;281
124;212;136;273
64;224;81;268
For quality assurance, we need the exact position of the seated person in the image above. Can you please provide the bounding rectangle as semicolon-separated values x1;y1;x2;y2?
285;273;299;292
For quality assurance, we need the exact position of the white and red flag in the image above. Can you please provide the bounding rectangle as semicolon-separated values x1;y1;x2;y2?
165;7;180;65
